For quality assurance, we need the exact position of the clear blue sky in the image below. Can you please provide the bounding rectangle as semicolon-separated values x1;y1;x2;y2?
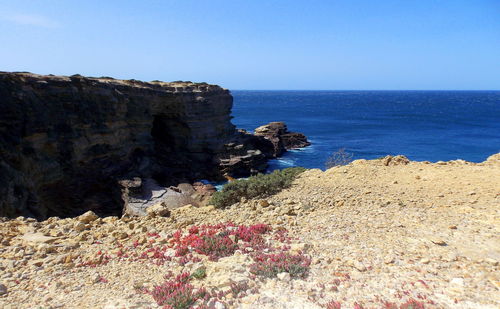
0;1;499;90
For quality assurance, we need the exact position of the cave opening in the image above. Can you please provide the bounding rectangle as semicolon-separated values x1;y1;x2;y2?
151;115;176;150
150;115;193;185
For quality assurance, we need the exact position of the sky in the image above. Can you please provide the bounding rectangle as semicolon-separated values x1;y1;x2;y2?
0;1;499;90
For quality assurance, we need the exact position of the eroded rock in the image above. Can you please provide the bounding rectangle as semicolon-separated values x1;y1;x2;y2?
254;122;311;157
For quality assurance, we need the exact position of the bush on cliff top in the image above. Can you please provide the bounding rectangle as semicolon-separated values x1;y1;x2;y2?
210;167;306;208
325;148;354;169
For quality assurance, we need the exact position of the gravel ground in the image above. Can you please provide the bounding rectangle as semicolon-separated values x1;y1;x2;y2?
1;154;498;308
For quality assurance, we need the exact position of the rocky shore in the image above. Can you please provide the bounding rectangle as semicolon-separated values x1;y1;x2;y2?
0;72;309;219
1;154;498;308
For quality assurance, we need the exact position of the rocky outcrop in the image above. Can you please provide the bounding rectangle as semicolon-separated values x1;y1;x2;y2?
254;122;311;157
218;129;274;177
0;72;309;219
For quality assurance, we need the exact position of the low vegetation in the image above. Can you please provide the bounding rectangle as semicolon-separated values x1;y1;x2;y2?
136;223;310;308
249;251;311;279
149;272;206;309
210;167;306;208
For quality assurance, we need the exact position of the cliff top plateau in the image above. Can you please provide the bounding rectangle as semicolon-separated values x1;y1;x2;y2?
0;71;225;91
0;154;499;308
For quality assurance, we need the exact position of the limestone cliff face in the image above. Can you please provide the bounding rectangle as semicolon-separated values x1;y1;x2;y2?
0;72;237;219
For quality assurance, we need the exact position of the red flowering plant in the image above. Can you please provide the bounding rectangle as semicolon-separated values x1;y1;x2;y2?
249;250;311;279
325;301;342;309
169;222;272;261
148;272;208;309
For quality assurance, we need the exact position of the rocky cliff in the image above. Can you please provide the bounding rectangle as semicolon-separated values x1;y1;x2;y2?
0;72;309;219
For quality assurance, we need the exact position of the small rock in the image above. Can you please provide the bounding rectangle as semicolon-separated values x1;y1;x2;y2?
78;211;98;223
21;232;57;244
146;203;171;217
290;243;310;253
132;280;145;289
74;222;87;232
259;200;270;207
384;256;395;264
450;278;464;286
429;238;447;246
485;258;498;266
30;259;44;267
277;272;291;281
112;231;128;240
0;283;7;295
420;258;430;264
353;260;367;272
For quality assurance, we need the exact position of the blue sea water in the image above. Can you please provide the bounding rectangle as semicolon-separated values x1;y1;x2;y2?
230;90;500;171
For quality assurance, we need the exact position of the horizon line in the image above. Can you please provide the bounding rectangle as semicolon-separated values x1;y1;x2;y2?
230;89;500;92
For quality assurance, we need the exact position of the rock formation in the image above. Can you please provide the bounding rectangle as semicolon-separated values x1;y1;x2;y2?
254;122;311;157
0;72;309;219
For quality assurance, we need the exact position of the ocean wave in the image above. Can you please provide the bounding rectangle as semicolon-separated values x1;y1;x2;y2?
268;157;297;170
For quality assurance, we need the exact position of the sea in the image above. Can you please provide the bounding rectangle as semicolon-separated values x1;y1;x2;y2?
230;90;500;172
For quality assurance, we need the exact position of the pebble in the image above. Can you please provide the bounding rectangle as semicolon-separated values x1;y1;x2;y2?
420;258;430;264
259;200;270;207
353;260;367;272
277;272;291;282
384;255;395;264
429;238;447;246
0;283;7;295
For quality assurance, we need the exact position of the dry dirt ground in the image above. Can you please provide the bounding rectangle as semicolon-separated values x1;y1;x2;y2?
1;154;499;309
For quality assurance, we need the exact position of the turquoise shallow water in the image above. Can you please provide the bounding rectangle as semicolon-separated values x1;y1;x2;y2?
230;90;500;171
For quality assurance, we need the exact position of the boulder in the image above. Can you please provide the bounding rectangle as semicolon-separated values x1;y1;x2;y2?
382;155;410;166
124;178;199;216
77;211;98;224
176;183;196;195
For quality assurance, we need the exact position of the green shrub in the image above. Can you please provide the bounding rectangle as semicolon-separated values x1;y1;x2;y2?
210;167;306;208
191;266;206;280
